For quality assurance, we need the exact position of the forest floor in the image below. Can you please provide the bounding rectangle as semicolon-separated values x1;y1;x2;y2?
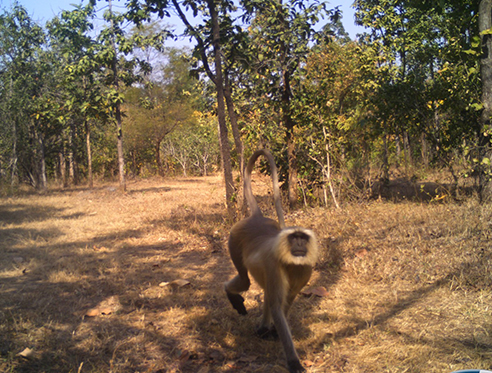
1;175;492;373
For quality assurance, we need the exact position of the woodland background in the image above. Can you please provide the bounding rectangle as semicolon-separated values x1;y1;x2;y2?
2;1;492;373
1;0;491;207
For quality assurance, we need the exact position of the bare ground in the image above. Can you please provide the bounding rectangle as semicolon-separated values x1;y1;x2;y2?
1;175;492;373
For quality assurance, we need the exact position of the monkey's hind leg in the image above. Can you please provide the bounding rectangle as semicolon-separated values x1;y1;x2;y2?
225;274;250;315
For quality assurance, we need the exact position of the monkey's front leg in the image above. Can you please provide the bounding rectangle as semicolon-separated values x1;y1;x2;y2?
267;277;305;373
271;306;305;373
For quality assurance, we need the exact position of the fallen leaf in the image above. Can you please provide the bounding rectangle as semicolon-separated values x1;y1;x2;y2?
355;248;368;258
85;308;100;317
170;279;191;287
301;286;329;297
178;349;190;362
17;347;34;359
160;279;191;289
303;360;314;367
226;361;239;369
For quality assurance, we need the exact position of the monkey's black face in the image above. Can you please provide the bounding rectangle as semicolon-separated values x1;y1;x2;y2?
288;231;310;257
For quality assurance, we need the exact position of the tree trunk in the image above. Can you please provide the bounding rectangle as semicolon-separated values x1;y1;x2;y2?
382;131;389;182
224;74;244;174
421;132;429;167
479;0;492;201
85;120;93;188
208;0;235;217
11;119;18;187
59;151;67;188
224;74;246;215
403;131;412;172
156;139;164;176
395;135;401;167
172;0;236;217
323;127;340;209
68;123;75;186
36;129;47;191
116;105;126;190
282;69;298;209
109;0;126;192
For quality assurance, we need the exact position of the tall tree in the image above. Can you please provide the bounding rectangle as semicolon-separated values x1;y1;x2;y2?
47;2;103;188
123;48;200;176
95;0;166;191
127;0;245;216
479;0;492;200
243;0;329;208
354;0;481;182
0;4;48;189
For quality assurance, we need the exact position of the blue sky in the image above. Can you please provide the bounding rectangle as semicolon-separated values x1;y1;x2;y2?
3;0;366;41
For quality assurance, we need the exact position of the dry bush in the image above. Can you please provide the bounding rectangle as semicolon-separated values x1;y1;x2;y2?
1;175;492;373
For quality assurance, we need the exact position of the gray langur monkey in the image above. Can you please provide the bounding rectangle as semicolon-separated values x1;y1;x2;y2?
225;149;318;373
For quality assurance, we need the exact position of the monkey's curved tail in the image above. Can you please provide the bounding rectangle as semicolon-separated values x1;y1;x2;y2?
244;149;286;229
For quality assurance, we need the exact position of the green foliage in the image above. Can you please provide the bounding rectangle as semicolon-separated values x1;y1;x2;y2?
354;0;483;184
0;3;49;188
123;47;207;176
163;112;219;176
291;39;376;203
0;0;491;201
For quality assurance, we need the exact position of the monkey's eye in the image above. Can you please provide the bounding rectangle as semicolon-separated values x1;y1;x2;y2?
288;232;309;243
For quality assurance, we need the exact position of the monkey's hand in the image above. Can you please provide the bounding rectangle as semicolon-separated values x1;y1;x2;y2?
287;359;306;373
226;292;247;315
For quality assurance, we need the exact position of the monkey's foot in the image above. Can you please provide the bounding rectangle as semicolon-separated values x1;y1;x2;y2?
287;359;305;373
256;325;278;340
226;292;247;315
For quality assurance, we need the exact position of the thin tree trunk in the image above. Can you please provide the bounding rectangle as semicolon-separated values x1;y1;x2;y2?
421;132;429;167
156;139;164;176
403;131;412;173
116;106;126;190
282;69;298;209
208;0;235;217
172;0;235;217
37;130;47;191
68;123;75;186
224;74;244;174
11;119;18;187
59;151;67;188
109;0;126;192
224;74;246;215
395;135;401;167
479;0;492;201
323;127;340;209
85;120;93;188
9;78;18;187
382;131;389;182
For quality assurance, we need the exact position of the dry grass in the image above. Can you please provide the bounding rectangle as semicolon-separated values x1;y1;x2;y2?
1;175;492;373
